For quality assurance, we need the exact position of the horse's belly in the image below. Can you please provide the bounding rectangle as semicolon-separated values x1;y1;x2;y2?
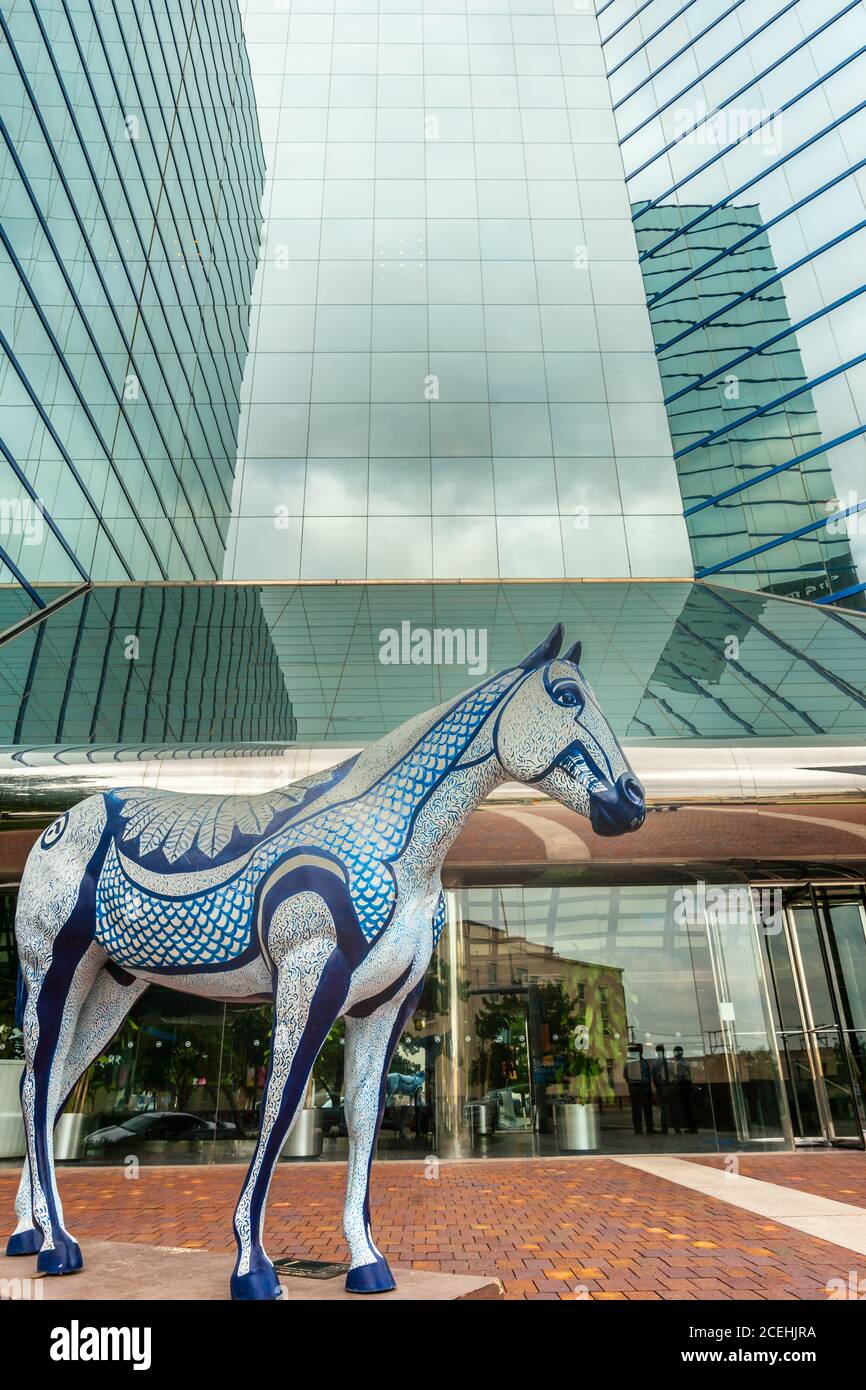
94;842;256;972
129;956;272;1001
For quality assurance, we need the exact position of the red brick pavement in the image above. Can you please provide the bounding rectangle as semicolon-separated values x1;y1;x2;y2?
688;1151;866;1209
2;1157;864;1300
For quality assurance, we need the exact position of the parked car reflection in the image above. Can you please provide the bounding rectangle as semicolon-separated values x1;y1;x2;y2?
84;1111;237;1151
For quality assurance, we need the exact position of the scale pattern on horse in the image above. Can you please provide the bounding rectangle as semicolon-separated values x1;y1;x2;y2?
94;669;516;969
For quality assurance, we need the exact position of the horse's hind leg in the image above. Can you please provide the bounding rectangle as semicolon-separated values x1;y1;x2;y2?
18;936;104;1274
14;796;108;1275
7;967;147;1256
342;979;424;1292
231;897;351;1300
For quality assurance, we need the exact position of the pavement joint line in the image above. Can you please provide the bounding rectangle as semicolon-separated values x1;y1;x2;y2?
0;1150;798;1174
613;1155;866;1257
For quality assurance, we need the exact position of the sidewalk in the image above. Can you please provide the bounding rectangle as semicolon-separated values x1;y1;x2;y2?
2;1153;865;1300
688;1151;866;1208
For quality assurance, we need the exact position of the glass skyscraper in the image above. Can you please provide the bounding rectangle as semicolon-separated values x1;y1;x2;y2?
637;203;861;603
605;0;866;607
222;0;866;608
225;0;693;581
3;1;864;602
1;0;264;603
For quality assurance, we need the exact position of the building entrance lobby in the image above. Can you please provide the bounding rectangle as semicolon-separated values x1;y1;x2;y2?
2;878;816;1165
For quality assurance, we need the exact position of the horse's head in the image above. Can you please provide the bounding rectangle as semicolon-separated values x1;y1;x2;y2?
493;624;645;837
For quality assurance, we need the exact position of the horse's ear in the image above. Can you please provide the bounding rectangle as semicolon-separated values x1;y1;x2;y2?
564;640;582;666
520;623;564;670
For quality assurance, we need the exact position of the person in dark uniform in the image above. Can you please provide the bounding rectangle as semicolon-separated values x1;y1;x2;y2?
623;1043;654;1135
653;1043;681;1136
671;1045;698;1133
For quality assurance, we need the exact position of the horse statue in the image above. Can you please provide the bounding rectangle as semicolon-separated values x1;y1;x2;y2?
6;624;645;1300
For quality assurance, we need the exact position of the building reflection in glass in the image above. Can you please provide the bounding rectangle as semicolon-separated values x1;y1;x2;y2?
1;882;790;1165
0;579;862;748
635;203;861;607
439;885;787;1157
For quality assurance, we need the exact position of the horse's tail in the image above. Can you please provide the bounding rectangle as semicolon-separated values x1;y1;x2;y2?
14;961;26;1028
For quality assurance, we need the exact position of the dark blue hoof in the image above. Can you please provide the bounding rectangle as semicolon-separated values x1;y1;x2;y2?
231;1264;283;1301
37;1236;83;1276
346;1253;396;1294
5;1228;43;1257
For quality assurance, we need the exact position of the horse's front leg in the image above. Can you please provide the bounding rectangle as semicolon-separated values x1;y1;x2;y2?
231;921;350;1301
342;976;425;1293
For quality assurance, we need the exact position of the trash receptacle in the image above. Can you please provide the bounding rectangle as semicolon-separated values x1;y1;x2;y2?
554;1102;599;1153
464;1099;497;1142
282;1107;323;1160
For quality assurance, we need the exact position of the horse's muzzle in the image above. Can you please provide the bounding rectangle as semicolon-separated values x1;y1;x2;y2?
589;773;646;837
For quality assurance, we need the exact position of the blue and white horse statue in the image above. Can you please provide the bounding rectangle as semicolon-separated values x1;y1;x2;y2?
7;624;644;1300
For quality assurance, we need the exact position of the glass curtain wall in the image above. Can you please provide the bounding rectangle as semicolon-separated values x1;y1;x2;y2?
0;879;790;1163
1;0;265;597
602;0;866;606
228;0;692;583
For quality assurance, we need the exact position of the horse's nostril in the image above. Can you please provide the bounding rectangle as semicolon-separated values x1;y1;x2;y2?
622;775;644;805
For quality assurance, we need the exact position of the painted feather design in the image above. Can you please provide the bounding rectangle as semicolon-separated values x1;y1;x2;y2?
113;782;315;864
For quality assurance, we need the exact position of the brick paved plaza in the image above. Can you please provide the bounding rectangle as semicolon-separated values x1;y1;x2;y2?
4;1152;866;1301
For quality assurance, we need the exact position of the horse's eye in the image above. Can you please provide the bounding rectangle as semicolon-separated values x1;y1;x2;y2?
553;684;581;708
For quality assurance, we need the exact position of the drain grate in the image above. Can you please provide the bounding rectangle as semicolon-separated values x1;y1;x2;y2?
272;1257;350;1280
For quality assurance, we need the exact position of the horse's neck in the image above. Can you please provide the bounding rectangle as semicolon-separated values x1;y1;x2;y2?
412;751;503;864
379;669;516;862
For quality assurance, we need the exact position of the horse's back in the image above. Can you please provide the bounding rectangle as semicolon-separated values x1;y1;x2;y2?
102;758;356;873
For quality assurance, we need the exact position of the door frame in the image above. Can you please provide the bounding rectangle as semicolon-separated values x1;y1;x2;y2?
810;885;866;1138
758;880;865;1147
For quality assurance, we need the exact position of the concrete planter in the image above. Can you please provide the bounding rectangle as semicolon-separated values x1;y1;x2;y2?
55;1111;88;1161
0;1059;24;1159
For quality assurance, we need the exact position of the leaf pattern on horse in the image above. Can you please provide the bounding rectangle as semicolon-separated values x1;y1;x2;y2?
113;786;310;863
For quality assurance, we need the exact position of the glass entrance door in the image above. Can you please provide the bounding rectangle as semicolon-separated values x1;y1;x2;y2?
815;891;866;1139
444;883;787;1156
763;887;866;1146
